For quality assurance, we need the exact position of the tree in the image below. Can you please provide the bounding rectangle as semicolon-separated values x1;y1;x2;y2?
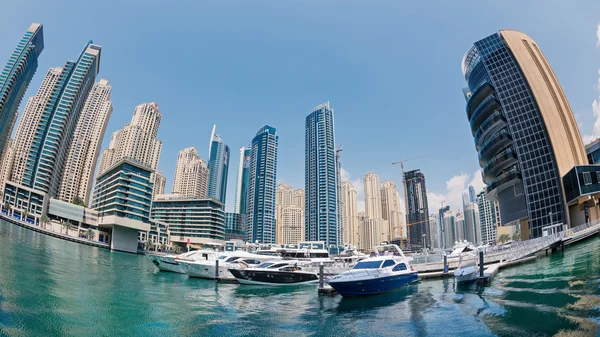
160;243;166;252
72;196;86;207
499;234;511;244
63;222;73;236
144;240;153;251
3;201;10;215
87;229;95;241
173;245;182;254
22;210;29;223
512;230;521;242
40;214;50;230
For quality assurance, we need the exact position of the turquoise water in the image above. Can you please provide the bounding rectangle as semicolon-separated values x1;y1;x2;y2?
1;220;599;337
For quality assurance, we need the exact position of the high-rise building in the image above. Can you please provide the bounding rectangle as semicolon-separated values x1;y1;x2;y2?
404;169;429;250
172;147;209;198
293;188;305;211
275;183;293;244
281;206;304;245
10;42;101;198
455;212;465;243
234;146;251;214
438;205;450;249
363;172;383;244
381;180;403;240
305;102;340;245
225;212;245;241
207;125;229;204
477;191;497;245
0;23;44;160
341;181;358;246
468;185;476;203
153;171;166;197
58;79;112;206
428;212;440;249
462;30;589;239
464;202;481;244
247;125;278;243
443;210;456;248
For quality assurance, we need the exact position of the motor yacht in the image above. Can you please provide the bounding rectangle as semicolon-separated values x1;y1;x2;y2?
454;251;479;284
179;251;277;280
146;250;208;274
326;244;418;297
228;260;318;286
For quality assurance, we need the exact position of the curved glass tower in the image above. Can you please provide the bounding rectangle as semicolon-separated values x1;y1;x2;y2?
462;30;587;239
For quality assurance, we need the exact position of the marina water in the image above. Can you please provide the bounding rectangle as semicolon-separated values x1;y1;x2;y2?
0;219;599;337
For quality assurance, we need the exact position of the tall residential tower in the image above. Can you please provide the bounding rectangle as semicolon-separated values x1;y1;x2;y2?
207;125;230;204
172;147;209;198
405;169;429;250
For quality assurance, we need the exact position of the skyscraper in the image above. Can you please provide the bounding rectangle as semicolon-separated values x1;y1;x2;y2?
305;102;340;245
207;125;230;204
293;188;305;211
234;146;251;214
13;42;101;197
341;181;358;246
468;185;476;203
438;205;450;249
462;30;588;239
381;180;403;240
443;210;456;249
364;172;383;243
477;191;497;245
172;147;209;198
463;202;481;244
98;102;162;174
247;125;278;243
281;206;304;245
0;23;44;160
58;78;112;205
404;169;429;250
275;183;293;244
153;171;166;196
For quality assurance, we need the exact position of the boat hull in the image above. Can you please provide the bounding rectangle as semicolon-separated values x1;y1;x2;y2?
147;255;185;274
454;266;478;284
328;273;418;297
229;269;318;286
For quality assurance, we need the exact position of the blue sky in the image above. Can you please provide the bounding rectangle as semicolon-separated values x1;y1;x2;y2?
1;1;599;212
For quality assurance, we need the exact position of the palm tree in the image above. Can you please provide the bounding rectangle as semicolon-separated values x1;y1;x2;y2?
499;234;511;244
512;230;521;242
160;243;166;252
4;201;10;216
63;222;73;236
40;214;50;230
22;210;29;224
72;196;86;207
173;245;182;254
144;240;152;251
87;229;95;241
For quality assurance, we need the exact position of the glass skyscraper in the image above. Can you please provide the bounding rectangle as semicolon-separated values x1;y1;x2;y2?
20;41;101;197
234;146;251;215
0;23;44;160
405;169;429;250
305;102;340;246
207;125;230;205
462;30;587;239
246;125;278;243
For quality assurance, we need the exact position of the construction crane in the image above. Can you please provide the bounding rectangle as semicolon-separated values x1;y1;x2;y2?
392;155;427;249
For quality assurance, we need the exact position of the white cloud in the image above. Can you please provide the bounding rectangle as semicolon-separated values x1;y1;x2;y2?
583;24;600;144
427;170;485;213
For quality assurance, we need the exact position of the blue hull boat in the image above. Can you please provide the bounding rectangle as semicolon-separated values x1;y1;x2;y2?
329;272;418;297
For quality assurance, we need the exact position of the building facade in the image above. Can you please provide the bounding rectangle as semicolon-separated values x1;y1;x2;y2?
225;212;246;241
234;146;251;214
463;202;481;244
275;183;293;244
341;181;358;246
281;206;304;245
293;188;305;211
381;180;403;240
58;78;112;206
153;171;166;197
404;169;429;250
150;194;225;246
305;102;340;245
0;23;44;160
247;125;278;243
207;125;229;204
172;147;209;198
462;30;588;239
477;191;497;245
363;172;383;244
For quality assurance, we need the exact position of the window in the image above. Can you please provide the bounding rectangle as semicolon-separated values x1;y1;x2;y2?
381;260;395;268
392;263;407;272
353;261;383;270
583;172;592;185
596;171;600;183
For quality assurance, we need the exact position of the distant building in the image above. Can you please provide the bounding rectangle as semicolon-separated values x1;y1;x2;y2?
305;102;340;246
442;210;456;249
207;125;229;204
405;169;429;250
246;125;278;243
225;212;245;241
381;180;403;240
477;191;497;245
428;212;440;249
281;206;304;245
341;181;358;246
455;212;465;244
293;188;305;212
275;183;293;244
468;185;476;203
438;205;450;249
172;147;209;198
234;146;251;214
463;202;481;244
0;23;44;161
153;171;166;197
364;172;383;243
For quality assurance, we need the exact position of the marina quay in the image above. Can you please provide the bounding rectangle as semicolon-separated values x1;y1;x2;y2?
2;2;600;336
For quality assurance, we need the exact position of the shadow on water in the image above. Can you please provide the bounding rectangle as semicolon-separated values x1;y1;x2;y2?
334;284;418;313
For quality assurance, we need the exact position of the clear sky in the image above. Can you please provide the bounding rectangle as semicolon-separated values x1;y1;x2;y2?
1;1;599;212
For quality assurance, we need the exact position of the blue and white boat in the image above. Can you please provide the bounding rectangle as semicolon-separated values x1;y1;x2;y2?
326;244;418;297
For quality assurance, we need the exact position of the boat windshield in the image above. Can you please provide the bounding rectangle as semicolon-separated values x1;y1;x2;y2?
353;260;383;270
257;262;275;268
224;256;240;263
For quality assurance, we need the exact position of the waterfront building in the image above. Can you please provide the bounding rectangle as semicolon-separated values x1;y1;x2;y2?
477;191;497;245
153;171;166;197
207;125;230;204
172;147;209;198
12;42;101;198
150;194;225;246
58;79;112;206
234;146;251;214
585;139;600;164
275;183;293;244
341;181;358;246
443;210;456;249
225;212;245;241
246;125;278;243
305;102;340;245
91;159;153;253
404;169;429;250
381;180;403;240
464;202;481;244
364;173;383;244
0;23;44;160
462;30;596;239
0;140;15;191
281;206;304;245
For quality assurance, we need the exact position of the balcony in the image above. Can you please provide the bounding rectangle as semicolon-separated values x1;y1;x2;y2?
485;166;521;200
474;111;506;148
466;82;494;120
478;128;513;165
482;148;518;184
469;95;501;132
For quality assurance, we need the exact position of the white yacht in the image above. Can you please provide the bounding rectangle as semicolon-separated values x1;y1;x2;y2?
454;251;479;284
180;251;277;280
147;250;209;274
